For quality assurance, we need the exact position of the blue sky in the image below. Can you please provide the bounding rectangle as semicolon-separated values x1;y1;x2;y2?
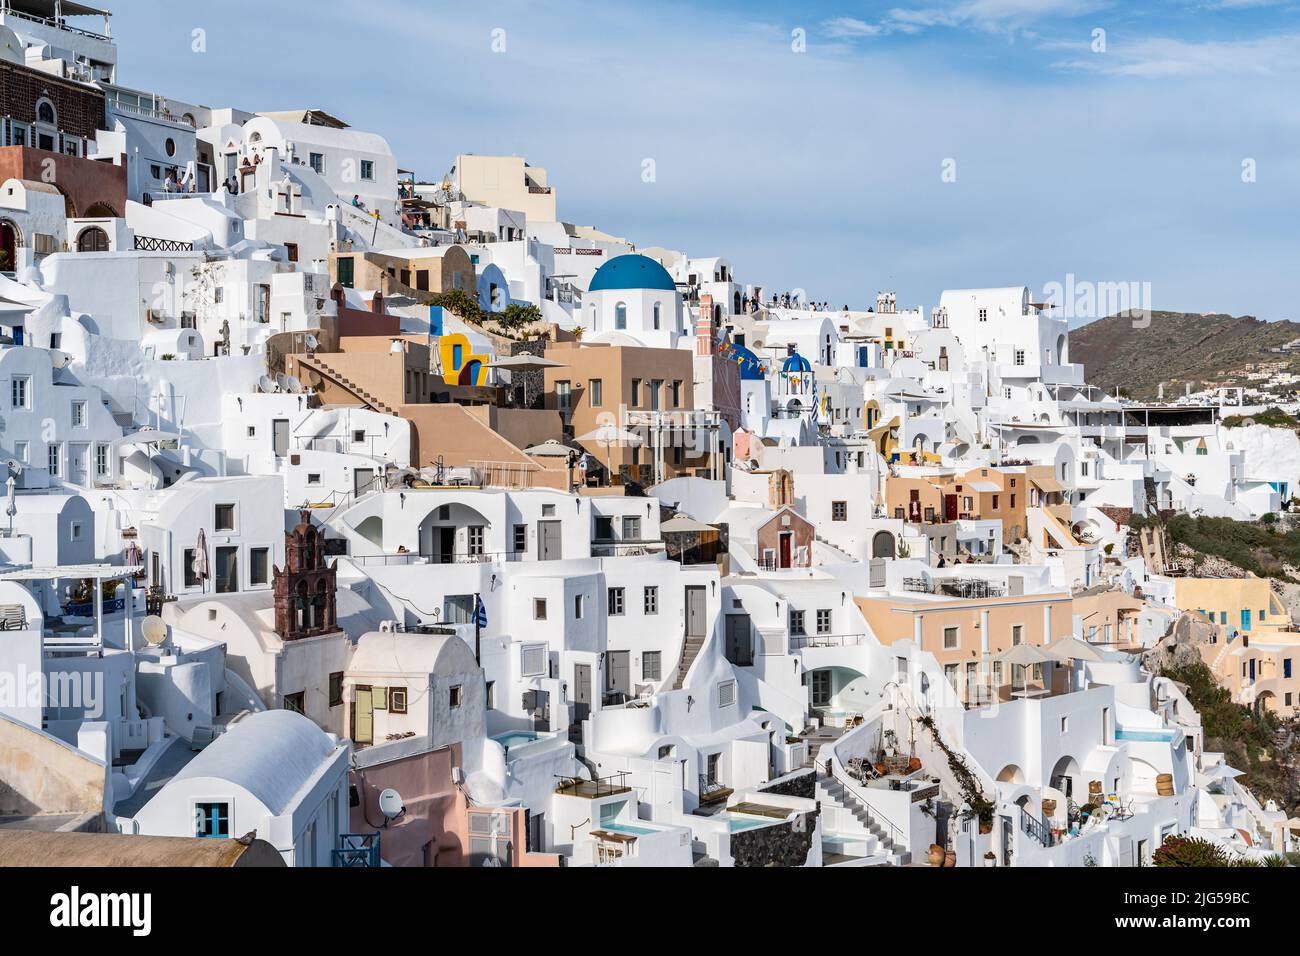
109;0;1299;322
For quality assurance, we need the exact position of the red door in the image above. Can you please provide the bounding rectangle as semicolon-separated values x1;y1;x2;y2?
779;533;793;569
945;495;959;521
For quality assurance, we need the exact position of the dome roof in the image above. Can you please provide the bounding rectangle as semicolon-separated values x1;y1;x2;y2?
782;350;813;374
589;254;678;293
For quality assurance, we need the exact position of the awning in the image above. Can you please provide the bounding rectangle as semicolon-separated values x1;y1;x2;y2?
967;481;1000;493
1031;475;1066;494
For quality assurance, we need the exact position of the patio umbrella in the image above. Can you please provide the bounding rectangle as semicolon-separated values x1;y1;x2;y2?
578;425;645;485
994;643;1056;698
487;355;567;371
523;440;578;458
661;516;716;533
124;541;143;570
193;529;210;591
1047;636;1105;662
1203;764;1245;781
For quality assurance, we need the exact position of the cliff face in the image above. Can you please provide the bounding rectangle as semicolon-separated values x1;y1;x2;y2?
1071;311;1300;400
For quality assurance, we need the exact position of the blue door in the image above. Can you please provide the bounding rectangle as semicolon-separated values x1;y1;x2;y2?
1241;609;1252;632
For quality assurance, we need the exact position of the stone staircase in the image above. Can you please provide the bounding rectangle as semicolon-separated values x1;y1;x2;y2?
816;773;910;866
297;354;398;416
673;634;706;690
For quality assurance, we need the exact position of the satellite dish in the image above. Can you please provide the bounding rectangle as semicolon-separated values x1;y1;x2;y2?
284;376;303;395
142;616;168;647
49;350;73;370
5;459;22;477
258;375;277;394
275;372;293;391
378;789;405;822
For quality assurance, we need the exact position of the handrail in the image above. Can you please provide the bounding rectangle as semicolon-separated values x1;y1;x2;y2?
1020;806;1056;848
823;755;907;852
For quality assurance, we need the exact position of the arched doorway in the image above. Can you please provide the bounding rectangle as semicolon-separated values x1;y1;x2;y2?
76;227;110;253
1049;755;1082;801
0;219;18;272
872;532;896;559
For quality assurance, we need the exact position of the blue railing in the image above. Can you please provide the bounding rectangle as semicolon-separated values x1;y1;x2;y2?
333;832;382;868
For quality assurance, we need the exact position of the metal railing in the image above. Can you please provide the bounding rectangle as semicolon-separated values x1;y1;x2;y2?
555;772;631;798
135;235;194;253
1020;807;1057;848
333;833;382;868
790;633;868;650
349;550;521;567
825;757;906;852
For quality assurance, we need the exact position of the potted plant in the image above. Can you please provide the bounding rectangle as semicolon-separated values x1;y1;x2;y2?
928;843;945;867
984;851;997;868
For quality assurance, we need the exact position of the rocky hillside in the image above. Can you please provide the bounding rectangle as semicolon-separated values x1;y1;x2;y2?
1070;311;1300;400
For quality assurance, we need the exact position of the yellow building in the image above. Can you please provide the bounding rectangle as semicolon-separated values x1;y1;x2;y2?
1173;577;1300;718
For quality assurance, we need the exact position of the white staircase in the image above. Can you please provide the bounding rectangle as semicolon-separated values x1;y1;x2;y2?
816;774;910;866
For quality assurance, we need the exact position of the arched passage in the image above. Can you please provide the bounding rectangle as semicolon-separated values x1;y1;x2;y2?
1049;755;1082;801
0;219;19;271
418;502;493;563
996;764;1025;785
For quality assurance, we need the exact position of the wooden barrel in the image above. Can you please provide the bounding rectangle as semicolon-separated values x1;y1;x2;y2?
1156;773;1175;796
1088;781;1104;799
1042;799;1057;818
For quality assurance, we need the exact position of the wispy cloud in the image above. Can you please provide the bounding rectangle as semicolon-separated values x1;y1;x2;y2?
824;0;1109;40
1055;33;1300;76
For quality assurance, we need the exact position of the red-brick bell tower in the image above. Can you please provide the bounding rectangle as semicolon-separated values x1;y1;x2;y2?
274;510;338;641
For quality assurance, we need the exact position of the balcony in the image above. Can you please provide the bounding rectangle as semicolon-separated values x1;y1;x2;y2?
555;773;632;799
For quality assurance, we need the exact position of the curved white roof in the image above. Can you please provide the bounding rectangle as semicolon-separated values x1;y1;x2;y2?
164;710;336;815
348;631;475;678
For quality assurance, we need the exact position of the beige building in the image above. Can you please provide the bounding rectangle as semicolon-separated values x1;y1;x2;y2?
330;246;476;299
454;154;557;223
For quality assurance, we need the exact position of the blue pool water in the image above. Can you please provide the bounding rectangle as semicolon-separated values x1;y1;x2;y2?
492;731;541;749
1116;727;1177;743
599;822;656;837
728;817;773;833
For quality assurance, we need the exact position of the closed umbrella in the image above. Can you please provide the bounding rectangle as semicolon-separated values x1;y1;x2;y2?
194;529;210;591
124;541;143;574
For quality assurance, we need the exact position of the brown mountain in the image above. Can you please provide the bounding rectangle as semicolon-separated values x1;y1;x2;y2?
1069;311;1300;401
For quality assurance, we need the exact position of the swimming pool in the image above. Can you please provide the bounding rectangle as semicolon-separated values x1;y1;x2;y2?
599;822;657;837
1116;727;1177;743
726;815;777;833
492;731;542;750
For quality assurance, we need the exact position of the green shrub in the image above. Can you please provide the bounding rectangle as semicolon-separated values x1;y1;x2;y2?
1153;836;1230;868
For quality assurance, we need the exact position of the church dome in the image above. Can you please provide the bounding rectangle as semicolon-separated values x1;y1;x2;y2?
782;350;813;374
589;254;678;293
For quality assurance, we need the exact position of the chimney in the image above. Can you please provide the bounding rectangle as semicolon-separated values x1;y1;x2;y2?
696;294;714;357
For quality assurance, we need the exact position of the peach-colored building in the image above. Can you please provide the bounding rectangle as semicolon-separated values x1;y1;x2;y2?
885;467;1028;545
856;589;1073;704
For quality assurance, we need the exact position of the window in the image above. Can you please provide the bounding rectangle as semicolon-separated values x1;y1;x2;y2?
194;802;230;839
71;401;87;427
1285;659;1293;679
718;681;737;708
391;688;408;714
541;504;556;517
215;504;236;532
47;443;60;477
360;160;375;181
1012;625;1024;646
1015;350;1026;366
11;376;30;409
467;526;485;557
521;644;546;677
513;524;527;555
594;516;614;540
992;495;1000;510
573;594;584;620
652;302;662;330
37;101;56;125
486;681;495;710
1060;716;1069;734
615;302;627;330
789;609;806;636
608;587;625;616
978;308;988;322
671;380;682;408
95;444;110;477
284;692;306;714
309;152;325;174
644;586;659;615
556;380;572;411
832;501;848;522
250;548;270;586
643;651;662;681
13;442;28;465
285;242;299;263
184;548;198;588
816;609;832;635
307;474;321;486
944;626;959;650
630;379;641;407
329;673;344;708
534;598;548;620
589;378;603;407
622;516;641;540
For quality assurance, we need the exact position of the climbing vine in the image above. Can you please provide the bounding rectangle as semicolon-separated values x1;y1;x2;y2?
917;714;996;828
